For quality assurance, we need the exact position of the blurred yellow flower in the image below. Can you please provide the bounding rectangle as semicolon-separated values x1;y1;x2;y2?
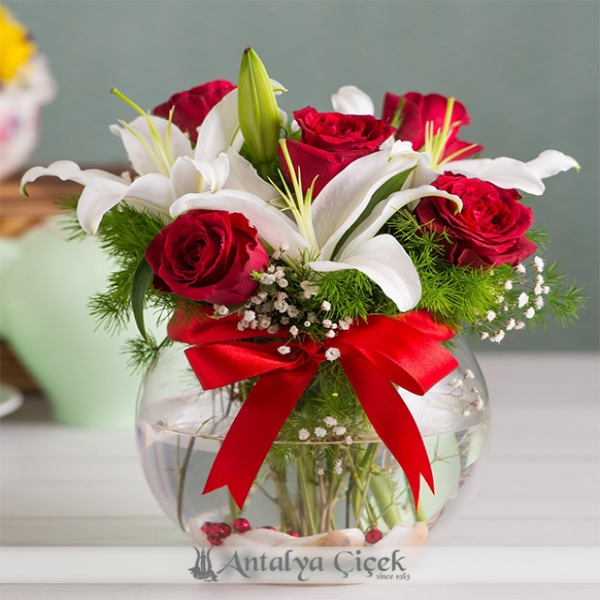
0;5;37;83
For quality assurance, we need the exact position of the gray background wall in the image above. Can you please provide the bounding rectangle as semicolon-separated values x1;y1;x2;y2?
9;0;599;351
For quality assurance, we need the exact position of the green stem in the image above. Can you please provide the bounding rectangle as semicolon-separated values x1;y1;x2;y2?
297;446;318;535
369;473;402;529
416;503;428;523
327;472;348;530
348;443;378;527
318;464;330;533
176;436;195;531
228;494;241;522
260;162;274;180
323;446;345;529
409;486;428;524
271;466;298;532
345;476;353;529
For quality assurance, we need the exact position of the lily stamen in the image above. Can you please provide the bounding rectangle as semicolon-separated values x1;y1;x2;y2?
111;88;173;176
271;139;320;251
423;97;466;171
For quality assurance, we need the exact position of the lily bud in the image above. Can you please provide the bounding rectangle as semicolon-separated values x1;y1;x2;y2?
238;47;280;175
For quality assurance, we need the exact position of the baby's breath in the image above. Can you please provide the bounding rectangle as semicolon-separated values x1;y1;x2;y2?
386;209;585;344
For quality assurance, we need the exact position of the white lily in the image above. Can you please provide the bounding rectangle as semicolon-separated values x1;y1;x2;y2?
170;140;462;312
20;87;274;233
331;86;580;195
331;85;375;116
442;150;580;196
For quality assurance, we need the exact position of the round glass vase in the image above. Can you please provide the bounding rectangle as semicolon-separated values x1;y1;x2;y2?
136;337;489;548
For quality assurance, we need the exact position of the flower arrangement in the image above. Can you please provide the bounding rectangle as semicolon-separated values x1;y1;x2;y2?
0;5;55;180
22;48;584;547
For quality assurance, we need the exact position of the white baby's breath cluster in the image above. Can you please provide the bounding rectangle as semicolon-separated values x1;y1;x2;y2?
212;250;353;343
448;368;486;415
296;415;352;445
474;256;550;344
298;416;354;476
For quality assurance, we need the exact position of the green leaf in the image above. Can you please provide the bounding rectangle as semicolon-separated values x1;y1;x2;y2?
131;257;154;344
390;96;405;130
332;166;416;259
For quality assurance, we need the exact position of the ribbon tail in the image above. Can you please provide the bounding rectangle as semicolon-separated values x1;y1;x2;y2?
341;355;434;509
202;362;320;509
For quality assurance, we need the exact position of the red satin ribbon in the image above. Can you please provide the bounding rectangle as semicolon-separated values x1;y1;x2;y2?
168;310;458;510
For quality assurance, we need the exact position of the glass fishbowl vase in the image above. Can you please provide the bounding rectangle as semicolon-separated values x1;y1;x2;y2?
136;337;489;548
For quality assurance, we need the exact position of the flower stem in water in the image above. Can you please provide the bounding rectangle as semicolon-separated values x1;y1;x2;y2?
177;436;196;531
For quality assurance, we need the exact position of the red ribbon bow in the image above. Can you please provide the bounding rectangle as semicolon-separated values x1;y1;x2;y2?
168;310;458;509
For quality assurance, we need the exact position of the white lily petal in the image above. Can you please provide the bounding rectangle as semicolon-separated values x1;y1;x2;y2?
391;140;417;156
331;85;375;116
445;156;545;195
110;116;192;177
310;235;421;312
206;153;231;192
270;79;288;95
342;185;463;257
278;108;288;128
525;149;580;180
225;148;278;202
170;154;231;197
170;156;203;198
194;88;242;163
20;160;124;194
311;144;419;259
77;173;175;234
406;151;438;187
76;178;130;234
170;190;309;257
123;173;176;213
380;136;396;150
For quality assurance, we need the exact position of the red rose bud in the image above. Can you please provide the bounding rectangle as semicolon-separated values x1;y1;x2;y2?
145;210;269;305
383;92;483;162
233;518;252;533
153;80;235;144
279;107;395;197
365;527;383;544
415;173;536;268
216;522;232;538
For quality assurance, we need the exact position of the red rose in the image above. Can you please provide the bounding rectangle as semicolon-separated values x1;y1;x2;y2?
279;107;396;196
414;173;536;268
153;80;236;144
383;92;483;162
145;210;268;305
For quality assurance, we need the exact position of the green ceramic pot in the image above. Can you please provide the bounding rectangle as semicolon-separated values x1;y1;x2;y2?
0;216;163;427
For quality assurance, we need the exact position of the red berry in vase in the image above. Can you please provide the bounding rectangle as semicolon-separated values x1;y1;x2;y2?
286;531;300;538
365;527;383;544
207;535;222;546
261;526;276;531
233;518;252;533
201;521;218;536
216;522;232;538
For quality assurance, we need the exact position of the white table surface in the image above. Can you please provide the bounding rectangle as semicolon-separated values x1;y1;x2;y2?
1;352;599;599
